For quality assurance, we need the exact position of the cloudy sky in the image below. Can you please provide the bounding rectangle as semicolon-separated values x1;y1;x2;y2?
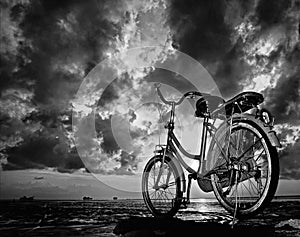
0;0;300;200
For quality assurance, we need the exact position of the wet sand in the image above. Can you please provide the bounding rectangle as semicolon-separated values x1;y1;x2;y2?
0;199;299;236
113;200;300;237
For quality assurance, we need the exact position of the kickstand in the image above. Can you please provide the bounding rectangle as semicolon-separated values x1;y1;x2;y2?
230;215;238;228
182;173;198;208
182;174;193;207
231;174;239;228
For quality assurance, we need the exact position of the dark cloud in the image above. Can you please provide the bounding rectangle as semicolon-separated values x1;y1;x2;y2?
275;124;300;180
0;1;24;92
94;114;141;175
3;129;84;173
97;82;120;108
0;0;127;173
167;0;299;101
265;71;300;124
19;0;120;109
166;0;252;98
167;0;232;63
279;138;300;179
213;40;250;98
256;0;292;26
95;115;119;155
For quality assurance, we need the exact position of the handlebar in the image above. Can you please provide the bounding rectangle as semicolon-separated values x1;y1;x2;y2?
154;83;210;106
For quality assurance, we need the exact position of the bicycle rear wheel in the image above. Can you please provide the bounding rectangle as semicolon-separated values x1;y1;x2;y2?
209;119;279;218
142;155;182;218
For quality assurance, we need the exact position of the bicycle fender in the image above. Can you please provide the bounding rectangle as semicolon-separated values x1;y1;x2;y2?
232;114;282;148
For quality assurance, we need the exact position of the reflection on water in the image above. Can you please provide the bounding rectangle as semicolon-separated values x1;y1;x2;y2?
0;200;149;236
177;200;233;224
0;198;299;236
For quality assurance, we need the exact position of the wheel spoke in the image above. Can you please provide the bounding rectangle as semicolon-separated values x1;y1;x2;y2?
210;121;277;217
142;157;181;217
237;137;263;161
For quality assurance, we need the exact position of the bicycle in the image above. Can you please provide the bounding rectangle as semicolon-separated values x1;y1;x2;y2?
141;83;281;219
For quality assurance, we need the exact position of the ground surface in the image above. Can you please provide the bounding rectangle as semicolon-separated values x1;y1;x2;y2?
0;199;299;236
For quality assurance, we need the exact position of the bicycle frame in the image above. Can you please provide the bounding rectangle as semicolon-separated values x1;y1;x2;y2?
154;101;228;203
164;102;229;170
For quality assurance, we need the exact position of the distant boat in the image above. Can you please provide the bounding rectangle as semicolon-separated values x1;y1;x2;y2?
82;196;93;200
113;196;118;200
19;196;34;201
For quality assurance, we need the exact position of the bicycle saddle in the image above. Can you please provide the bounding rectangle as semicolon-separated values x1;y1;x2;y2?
195;91;264;118
223;91;264;116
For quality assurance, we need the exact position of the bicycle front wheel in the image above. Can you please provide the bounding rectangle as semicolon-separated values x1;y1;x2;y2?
142;155;182;218
209;119;279;218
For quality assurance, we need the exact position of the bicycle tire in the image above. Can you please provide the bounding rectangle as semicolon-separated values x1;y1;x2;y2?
209;118;279;218
142;155;183;218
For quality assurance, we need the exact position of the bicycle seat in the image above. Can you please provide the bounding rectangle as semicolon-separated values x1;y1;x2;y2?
196;91;264;118
223;91;264;116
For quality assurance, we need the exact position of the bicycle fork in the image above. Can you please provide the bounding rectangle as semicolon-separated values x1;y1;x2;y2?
153;146;168;190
